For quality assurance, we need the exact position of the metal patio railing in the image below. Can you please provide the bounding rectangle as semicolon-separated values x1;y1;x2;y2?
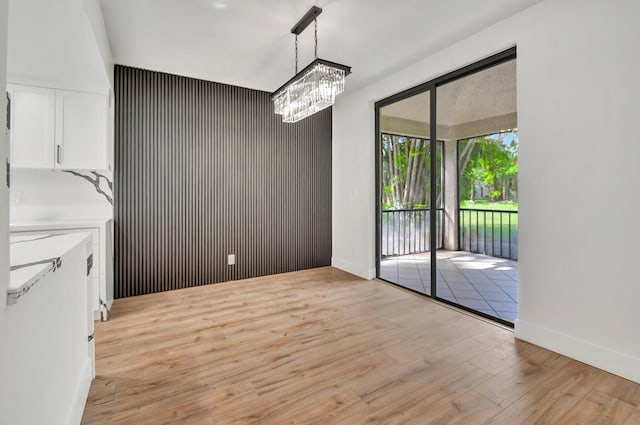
381;208;443;257
459;208;518;260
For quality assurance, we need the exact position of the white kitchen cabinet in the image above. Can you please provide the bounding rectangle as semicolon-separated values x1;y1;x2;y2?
55;90;108;170
7;84;56;168
7;83;109;170
6;233;95;425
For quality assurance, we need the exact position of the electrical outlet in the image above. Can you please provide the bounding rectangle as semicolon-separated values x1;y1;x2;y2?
10;190;21;203
227;254;235;266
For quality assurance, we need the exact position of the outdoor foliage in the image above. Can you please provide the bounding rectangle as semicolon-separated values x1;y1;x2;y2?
381;134;443;210
381;131;518;210
459;132;518;204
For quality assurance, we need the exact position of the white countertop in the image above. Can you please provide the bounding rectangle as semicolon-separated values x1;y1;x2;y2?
10;218;112;232
9;233;92;303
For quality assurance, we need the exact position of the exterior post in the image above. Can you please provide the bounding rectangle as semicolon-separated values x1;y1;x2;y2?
443;139;458;251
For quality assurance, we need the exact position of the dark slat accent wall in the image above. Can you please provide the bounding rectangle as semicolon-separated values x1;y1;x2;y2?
114;65;332;298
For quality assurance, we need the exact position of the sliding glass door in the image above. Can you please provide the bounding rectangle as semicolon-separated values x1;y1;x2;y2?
375;48;518;326
377;90;443;296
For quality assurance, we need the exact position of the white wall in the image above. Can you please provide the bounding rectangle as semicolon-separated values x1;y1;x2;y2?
0;0;8;299
7;0;110;93
332;0;640;383
0;0;10;416
83;0;114;89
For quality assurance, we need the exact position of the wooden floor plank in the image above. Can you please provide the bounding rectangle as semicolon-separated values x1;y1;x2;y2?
418;390;502;425
484;359;604;424
623;407;640;425
556;389;636;425
597;374;640;407
81;267;640;425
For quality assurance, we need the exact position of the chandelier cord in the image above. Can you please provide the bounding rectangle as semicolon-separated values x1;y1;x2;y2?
295;34;298;73
314;18;318;58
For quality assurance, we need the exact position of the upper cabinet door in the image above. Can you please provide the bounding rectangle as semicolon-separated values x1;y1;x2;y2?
56;90;108;170
7;84;56;169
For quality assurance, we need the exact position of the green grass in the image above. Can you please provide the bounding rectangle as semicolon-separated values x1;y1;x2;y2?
459;206;518;248
460;200;518;212
459;200;518;236
459;210;518;229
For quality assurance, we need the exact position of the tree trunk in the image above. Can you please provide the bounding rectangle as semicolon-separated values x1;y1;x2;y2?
415;146;426;205
389;138;400;207
459;139;476;177
402;139;415;206
407;140;424;207
413;153;425;206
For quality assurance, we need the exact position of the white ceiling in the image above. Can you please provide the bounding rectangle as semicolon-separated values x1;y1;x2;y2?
99;0;541;93
381;60;516;126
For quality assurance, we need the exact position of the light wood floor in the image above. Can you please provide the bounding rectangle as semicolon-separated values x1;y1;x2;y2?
82;267;640;425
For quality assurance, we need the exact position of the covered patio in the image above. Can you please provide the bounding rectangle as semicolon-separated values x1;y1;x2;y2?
380;251;518;323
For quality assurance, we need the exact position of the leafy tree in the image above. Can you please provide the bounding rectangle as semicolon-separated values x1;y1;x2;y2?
458;131;518;203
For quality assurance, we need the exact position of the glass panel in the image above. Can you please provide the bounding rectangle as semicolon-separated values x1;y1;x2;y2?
436;59;518;324
378;91;433;296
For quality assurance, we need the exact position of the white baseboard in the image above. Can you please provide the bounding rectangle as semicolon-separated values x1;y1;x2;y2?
331;257;376;280
515;319;640;384
66;360;92;425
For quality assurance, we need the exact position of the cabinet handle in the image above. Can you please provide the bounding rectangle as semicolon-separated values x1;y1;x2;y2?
56;145;62;164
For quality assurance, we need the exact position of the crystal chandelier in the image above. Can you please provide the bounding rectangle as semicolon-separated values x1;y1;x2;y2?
271;6;351;123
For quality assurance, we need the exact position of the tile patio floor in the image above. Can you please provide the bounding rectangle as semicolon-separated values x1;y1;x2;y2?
379;250;518;323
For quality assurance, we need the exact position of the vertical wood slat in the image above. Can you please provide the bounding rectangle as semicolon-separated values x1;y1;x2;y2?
114;65;332;298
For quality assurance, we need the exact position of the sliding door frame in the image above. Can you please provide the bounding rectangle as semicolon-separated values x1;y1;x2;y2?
375;47;517;326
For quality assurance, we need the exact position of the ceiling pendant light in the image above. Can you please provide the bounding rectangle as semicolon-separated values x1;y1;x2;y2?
271;6;351;123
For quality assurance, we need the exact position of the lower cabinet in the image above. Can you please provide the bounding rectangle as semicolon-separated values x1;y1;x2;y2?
11;221;114;320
